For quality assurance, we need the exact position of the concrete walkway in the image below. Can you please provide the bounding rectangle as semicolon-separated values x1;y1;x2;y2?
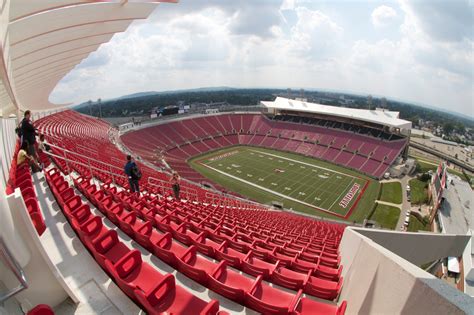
396;175;414;231
375;200;402;207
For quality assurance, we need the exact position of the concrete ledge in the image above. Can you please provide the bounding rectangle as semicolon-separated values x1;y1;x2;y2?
339;228;474;315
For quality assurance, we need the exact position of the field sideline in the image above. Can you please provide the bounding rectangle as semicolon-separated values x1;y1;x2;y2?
189;146;379;221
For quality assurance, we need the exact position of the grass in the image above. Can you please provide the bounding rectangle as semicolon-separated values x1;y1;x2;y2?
409;179;429;205
368;203;401;230
417;160;438;173
189;145;379;222
407;215;431;232
379;182;402;204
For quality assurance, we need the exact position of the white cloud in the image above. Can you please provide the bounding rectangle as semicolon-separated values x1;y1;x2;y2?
49;1;473;116
371;5;398;28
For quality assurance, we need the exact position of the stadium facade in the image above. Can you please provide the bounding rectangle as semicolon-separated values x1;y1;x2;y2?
0;1;473;314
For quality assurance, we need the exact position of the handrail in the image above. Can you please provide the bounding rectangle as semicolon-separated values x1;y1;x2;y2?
42;145;128;185
44;141;271;209
0;237;28;303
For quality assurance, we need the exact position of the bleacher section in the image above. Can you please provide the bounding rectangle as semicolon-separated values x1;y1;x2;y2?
5;140;47;235
122;113;407;183
34;111;254;208
29;110;347;314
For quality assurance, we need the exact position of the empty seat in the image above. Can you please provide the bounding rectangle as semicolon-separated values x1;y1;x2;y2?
208;261;256;303
245;277;302;314
294;298;347;315
176;246;218;284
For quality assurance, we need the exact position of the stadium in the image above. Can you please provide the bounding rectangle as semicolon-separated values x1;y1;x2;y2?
0;2;473;315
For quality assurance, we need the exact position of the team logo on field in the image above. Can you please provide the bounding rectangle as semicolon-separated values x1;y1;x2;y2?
339;183;360;208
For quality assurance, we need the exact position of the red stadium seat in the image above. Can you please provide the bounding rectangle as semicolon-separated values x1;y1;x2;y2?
176;246;218;284
294;298;347;315
208;260;255;303
245;277;302;314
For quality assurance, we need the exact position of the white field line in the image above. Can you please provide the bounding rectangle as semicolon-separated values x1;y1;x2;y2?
202;163;334;210
249;149;358;179
327;177;355;211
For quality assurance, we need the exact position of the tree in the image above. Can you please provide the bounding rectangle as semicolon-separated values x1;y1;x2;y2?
443;122;455;135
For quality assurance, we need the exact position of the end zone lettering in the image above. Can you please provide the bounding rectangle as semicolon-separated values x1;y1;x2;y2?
339;183;360;209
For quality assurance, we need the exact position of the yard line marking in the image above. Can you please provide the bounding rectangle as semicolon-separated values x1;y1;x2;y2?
201;163;342;212
249;149;358;179
328;177;354;211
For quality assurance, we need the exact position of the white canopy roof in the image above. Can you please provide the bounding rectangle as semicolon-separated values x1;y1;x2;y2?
0;0;177;115
262;97;412;130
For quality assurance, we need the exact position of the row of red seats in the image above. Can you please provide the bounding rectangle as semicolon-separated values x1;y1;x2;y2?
44;168;225;315
72;175;346;313
6;140;46;235
121;113;407;181
82;176;343;254
35;111;258;207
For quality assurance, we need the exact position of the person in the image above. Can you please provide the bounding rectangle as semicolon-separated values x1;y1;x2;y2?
17;141;40;171
38;134;50;152
20;110;38;159
124;155;140;194
170;171;180;200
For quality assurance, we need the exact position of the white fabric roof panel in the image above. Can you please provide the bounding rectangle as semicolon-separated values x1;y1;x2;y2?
262;97;412;130
0;0;175;113
11;20;131;60
10;1;102;22
13;34;114;72
9;3;157;45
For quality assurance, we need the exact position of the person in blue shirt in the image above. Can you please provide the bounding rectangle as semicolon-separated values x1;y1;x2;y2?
124;155;140;194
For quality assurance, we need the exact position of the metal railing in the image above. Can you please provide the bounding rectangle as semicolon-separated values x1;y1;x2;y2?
42;141;272;209
43;143;128;186
0;237;27;303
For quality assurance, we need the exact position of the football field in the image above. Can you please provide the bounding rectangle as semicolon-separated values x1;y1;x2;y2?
190;146;375;219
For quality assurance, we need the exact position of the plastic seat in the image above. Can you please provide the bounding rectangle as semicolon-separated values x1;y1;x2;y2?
107;203;125;225
315;264;342;281
69;204;94;231
294;298;346;315
271;266;311;291
26;304;54;315
171;222;200;246
77;216;108;250
208;260;255;303
269;247;297;267
245;277;302;314
176;246;217;284
134;274;221;315
91;230;131;270
133;220;164;251
63;195;82;217
241;251;279;279
215;240;249;268
118;212;138;237
150;232;187;266
105;249;163;298
193;232;223;257
305;275;343;300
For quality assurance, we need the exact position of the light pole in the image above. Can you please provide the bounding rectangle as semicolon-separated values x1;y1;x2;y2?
98;98;102;118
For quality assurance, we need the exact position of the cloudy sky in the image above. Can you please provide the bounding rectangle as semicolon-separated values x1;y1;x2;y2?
50;0;473;117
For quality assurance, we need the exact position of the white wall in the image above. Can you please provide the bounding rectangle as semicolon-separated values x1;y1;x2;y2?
339;228;474;314
0;115;18;187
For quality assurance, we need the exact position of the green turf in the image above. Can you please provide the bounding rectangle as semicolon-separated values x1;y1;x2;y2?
189;145;379;222
368;203;401;230
409;178;429;205
417;160;438;173
407;215;431;232
379;182;402;204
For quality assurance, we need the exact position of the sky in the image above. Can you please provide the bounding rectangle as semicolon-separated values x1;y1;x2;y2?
50;0;474;117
